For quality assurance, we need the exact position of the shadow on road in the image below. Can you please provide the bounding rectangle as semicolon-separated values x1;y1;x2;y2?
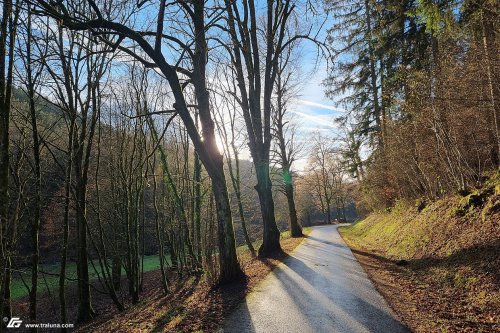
279;256;409;333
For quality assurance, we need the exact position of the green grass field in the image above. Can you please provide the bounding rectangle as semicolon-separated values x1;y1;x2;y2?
11;255;169;300
11;228;314;300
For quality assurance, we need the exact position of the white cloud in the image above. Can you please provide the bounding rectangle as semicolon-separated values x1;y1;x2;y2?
290;110;338;129
297;99;345;113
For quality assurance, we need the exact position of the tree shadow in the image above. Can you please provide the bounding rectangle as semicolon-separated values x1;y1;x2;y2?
219;299;256;333
350;240;500;285
222;251;409;332
306;235;351;249
279;256;410;332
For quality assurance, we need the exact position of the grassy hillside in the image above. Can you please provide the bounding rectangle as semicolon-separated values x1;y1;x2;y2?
339;172;500;332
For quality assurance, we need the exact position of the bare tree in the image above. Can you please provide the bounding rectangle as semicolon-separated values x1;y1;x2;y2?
271;44;303;237
221;0;327;255
0;0;20;324
16;4;47;327
308;133;337;224
36;0;243;285
213;67;256;255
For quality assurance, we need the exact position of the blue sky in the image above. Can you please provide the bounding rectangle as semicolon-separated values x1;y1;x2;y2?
105;0;344;172
286;52;345;171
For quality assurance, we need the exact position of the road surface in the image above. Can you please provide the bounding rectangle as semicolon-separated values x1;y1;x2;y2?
221;225;409;333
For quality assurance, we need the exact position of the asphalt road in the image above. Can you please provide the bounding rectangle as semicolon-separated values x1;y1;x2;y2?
221;225;409;333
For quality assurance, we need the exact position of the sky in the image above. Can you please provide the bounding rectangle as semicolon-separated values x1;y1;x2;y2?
129;0;346;173
285;58;345;172
273;3;347;173
213;58;344;174
79;0;345;174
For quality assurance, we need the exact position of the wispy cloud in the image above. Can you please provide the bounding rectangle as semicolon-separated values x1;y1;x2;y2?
290;110;338;129
297;99;345;113
299;127;332;132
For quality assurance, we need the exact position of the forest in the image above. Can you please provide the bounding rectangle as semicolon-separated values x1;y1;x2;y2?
0;0;498;332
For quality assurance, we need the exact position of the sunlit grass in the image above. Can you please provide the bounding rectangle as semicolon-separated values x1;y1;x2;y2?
10;254;170;300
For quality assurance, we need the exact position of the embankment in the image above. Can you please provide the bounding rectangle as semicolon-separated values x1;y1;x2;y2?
340;174;500;332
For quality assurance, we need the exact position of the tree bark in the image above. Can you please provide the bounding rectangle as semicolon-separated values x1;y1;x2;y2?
481;8;500;166
284;178;302;237
255;161;281;256
74;181;95;322
26;8;42;327
212;174;243;282
0;0;17;324
59;94;75;332
191;0;242;282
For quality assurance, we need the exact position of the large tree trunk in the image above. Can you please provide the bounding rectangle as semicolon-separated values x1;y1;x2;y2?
191;0;242;283
75;182;94;322
212;173;243;283
255;160;281;256
26;9;41;326
284;171;302;237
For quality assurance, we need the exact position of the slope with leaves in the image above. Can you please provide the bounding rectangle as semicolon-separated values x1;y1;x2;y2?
340;172;500;332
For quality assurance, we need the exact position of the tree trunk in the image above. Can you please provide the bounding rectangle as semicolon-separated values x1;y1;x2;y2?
112;256;122;291
284;173;302;237
193;151;202;263
255;161;281;256
191;0;242;282
26;9;41;326
59;113;74;331
75;182;94;322
2;258;11;321
0;0;14;325
235;189;255;254
342;201;347;222
364;0;383;147
481;9;500;166
152;163;169;293
326;202;331;224
212;175;243;283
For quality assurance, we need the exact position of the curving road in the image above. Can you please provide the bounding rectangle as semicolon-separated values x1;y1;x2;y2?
221;225;409;333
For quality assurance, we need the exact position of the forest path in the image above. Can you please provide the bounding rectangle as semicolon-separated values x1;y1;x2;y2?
221;225;409;333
